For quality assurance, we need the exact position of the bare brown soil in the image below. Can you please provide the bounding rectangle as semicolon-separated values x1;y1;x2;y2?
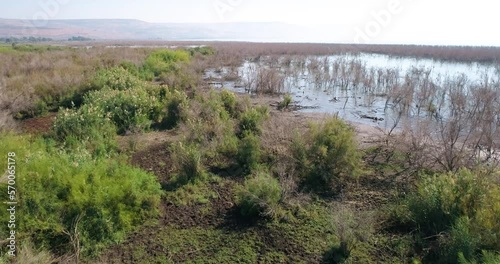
18;112;56;135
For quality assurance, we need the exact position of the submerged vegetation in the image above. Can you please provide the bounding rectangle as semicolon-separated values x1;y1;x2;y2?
0;43;499;263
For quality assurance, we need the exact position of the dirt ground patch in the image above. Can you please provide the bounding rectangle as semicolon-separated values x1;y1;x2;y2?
130;141;174;184
160;181;237;228
18;112;57;135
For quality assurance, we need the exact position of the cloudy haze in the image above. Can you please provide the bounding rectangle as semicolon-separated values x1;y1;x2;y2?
1;0;498;45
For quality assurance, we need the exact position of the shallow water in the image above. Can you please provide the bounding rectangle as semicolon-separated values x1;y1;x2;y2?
205;53;499;131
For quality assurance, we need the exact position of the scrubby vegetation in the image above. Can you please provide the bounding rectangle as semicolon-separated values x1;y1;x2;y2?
0;134;161;259
236;169;282;218
0;43;499;264
292;117;362;194
392;169;500;263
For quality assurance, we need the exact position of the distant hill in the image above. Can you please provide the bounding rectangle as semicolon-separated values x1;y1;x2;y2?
0;18;335;42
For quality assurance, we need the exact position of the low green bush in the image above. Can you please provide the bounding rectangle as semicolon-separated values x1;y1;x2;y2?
278;94;293;110
394;169;500;263
160;90;189;129
237;132;263;174
84;87;163;134
53;104;117;156
0;134;162;258
119;61;155;81
220;89;238;116
238;106;270;136
406;169;486;236
170;142;208;184
441;217;479;263
236;170;282;218
144;49;190;77
292;117;361;193
188;46;216;56
159;63;198;90
89;66;143;91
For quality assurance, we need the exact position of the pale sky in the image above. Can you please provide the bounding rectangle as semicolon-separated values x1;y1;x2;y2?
1;0;498;46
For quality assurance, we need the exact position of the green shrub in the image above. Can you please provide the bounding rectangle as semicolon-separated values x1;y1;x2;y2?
90;67;143;91
292;117;361;193
170;142;208;184
474;184;500;250
159;63;198;90
16;99;51;120
406;169;486;236
181;92;239;166
442;217;480;263
84;88;163;134
53;105;117;156
479;251;500;264
237;132;263;174
458;251;500;264
119;60;156;81
278;94;293;110
34;99;49;116
144;49;190;77
220;89;240;117
394;169;500;263
160;90;189;129
236;170;282;217
188;46;216;56
238;106;270;136
0;134;162;257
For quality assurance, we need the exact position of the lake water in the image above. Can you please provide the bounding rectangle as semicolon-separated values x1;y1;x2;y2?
206;53;499;131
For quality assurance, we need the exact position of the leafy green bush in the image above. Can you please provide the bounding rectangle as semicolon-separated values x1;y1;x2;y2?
84;87;163;134
238;106;270;136
0;134;162;257
53;104;117;156
159;63;198;90
220;89;238;117
90;67;143;91
144;49;190;77
188;46;216;56
441;217;479;263
236;170;282;217
237;132;263;174
393;169;500;263
183;97;227;141
170;142;208;184
292;117;361;193
406;169;486;236
173;91;267;175
119;61;156;81
160;90;189;129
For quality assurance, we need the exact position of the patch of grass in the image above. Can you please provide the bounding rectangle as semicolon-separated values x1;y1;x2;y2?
102;202;344;264
163;181;218;206
153;226;260;264
0;45;15;54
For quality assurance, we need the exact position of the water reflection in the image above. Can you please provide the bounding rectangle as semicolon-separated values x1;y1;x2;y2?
205;53;499;132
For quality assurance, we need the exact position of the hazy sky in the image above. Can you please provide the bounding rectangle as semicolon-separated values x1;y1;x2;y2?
1;0;498;45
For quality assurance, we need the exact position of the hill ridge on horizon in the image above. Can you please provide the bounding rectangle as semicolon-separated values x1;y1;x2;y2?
0;18;315;41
